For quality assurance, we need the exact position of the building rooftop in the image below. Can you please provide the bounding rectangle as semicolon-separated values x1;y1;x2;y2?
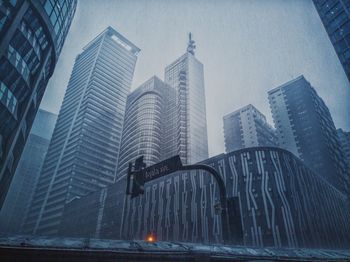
83;26;140;55
223;104;269;124
223;104;256;119
268;75;306;95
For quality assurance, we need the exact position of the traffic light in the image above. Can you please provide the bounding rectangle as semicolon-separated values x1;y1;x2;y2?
131;171;145;198
126;156;146;198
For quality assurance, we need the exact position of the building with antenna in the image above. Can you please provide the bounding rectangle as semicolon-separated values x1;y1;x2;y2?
164;33;209;164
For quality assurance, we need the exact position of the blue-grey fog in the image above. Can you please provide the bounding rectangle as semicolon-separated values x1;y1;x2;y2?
40;0;350;157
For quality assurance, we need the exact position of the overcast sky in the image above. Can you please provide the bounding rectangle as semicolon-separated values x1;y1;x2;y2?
40;0;350;157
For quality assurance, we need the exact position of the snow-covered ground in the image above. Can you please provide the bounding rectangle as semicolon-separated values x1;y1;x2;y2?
1;235;349;261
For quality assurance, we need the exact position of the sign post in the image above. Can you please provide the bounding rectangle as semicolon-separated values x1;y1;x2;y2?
126;155;233;243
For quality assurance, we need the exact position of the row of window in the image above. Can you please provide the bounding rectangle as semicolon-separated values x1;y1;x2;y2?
19;21;42;65
0;81;17;116
7;45;30;82
42;0;76;54
43;0;70;33
0;0;17;32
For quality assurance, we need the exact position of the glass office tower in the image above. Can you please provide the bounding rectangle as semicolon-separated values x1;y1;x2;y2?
223;104;278;153
164;34;209;164
313;0;350;83
268;75;350;194
0;0;77;208
116;76;177;180
22;27;140;235
0;109;57;234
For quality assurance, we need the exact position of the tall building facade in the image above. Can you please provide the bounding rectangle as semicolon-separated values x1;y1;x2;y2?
164;34;209;164
116;76;177;180
223;104;278;153
0;0;77;207
59;147;350;249
268;75;349;193
0;109;57;234
22;27;140;236
337;128;350;167
313;0;350;82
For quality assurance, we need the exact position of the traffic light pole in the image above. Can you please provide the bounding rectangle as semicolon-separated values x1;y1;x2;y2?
126;156;231;243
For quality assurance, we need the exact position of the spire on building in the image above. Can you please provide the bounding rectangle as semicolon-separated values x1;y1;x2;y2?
187;32;196;55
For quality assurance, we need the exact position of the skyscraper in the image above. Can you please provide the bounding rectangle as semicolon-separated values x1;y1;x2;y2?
337;128;350;168
268;75;349;193
116;76;177;179
22;27;140;236
223;104;278;153
164;34;209;164
313;0;350;82
0;0;77;207
0;109;57;234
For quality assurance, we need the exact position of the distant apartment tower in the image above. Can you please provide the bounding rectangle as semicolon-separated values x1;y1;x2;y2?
0;0;77;207
337;128;350;168
116;76;177;179
164;33;209;164
22;27;140;236
313;0;350;82
268;75;349;193
0;109;57;234
223;104;278;152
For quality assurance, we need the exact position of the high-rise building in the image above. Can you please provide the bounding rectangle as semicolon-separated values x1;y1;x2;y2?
22;27;140;236
337;128;350;168
0;0;77;208
59;147;350;249
164;34;208;164
116;76;177;180
313;0;350;82
268;75;349;193
0;109;57;234
223;104;278;152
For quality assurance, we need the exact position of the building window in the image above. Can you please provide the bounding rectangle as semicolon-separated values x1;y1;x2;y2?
0;81;18;116
44;0;54;16
7;45;30;82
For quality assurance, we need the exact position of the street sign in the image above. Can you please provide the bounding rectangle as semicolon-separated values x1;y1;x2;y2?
142;155;183;183
127;155;183;198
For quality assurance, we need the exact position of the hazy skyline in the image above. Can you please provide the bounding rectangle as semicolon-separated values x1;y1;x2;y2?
40;0;350;157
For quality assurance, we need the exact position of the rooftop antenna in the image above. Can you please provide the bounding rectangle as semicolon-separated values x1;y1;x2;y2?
187;32;196;56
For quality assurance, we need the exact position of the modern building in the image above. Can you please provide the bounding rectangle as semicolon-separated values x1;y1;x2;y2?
59;147;350;249
59;182;122;239
164;33;209;164
0;109;57;234
0;0;77;208
116;76;177;180
223;104;278;153
22;27;140;236
337;128;350;167
268;75;350;193
313;0;350;82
